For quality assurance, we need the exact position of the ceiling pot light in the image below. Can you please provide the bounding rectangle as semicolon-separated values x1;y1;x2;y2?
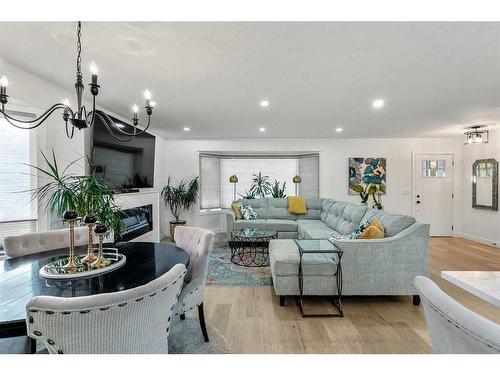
464;125;489;145
336;127;343;133
260;100;269;108
259;127;266;132
183;127;191;131
372;99;385;109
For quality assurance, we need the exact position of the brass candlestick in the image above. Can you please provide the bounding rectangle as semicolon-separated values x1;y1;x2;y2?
81;214;97;264
91;223;109;269
62;210;79;270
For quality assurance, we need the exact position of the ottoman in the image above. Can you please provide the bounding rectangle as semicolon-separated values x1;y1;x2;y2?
269;239;338;306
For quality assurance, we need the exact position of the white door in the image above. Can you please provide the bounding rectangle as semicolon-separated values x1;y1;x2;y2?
413;154;454;236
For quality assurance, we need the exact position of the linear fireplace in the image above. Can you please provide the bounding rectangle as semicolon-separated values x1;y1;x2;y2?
115;204;153;241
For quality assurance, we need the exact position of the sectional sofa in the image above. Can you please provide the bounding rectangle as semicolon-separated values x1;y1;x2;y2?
226;197;430;302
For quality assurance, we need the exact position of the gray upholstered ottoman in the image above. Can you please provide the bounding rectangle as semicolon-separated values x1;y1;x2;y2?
269;239;338;306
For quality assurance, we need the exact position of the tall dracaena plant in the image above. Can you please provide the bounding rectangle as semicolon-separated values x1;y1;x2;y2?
26;150;122;234
161;176;200;222
249;170;272;198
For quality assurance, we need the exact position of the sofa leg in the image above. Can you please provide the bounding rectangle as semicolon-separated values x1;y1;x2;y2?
198;303;209;342
180;313;185;320
279;296;286;306
413;295;421;306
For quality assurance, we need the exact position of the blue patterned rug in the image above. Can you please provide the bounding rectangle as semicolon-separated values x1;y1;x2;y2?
207;247;272;287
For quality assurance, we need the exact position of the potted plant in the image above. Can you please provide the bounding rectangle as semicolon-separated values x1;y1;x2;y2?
249;170;271;198
271;180;287;198
28;150;123;235
161;176;199;237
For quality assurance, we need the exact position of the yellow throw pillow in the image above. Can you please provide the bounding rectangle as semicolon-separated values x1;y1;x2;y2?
288;196;307;215
359;219;385;239
231;203;243;220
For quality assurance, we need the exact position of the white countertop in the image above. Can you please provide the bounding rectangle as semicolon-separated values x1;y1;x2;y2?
441;271;500;308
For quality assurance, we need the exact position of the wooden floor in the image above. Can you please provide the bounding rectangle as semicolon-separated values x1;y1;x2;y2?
204;237;500;353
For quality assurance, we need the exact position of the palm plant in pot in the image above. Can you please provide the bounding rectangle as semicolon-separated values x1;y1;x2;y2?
161;176;199;237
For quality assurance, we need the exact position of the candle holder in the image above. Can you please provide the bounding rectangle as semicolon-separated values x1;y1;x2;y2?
62;210;79;270
81;214;97;263
91;223;109;269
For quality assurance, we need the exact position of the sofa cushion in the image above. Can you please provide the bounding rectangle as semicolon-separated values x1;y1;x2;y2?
233;219;269;231
265;219;298;232
320;199;335;222
240;205;258;220
303;197;323;220
361;209;416;237
238;198;268;219
303;227;336;240
269;239;336;276
325;202;367;235
297;219;326;238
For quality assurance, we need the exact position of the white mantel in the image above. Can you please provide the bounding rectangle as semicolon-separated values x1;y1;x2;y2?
114;189;160;243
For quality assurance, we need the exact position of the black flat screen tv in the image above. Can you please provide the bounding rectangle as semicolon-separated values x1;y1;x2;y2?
92;112;155;190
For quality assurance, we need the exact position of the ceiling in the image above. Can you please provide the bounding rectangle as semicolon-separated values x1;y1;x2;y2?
0;22;499;139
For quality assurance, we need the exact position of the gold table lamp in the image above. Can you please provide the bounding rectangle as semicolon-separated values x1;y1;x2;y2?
293;175;302;196
229;174;238;202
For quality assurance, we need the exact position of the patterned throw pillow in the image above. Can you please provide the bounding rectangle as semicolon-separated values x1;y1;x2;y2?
328;218;374;243
240;205;259;220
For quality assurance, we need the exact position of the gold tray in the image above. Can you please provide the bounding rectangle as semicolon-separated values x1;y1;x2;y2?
39;248;126;280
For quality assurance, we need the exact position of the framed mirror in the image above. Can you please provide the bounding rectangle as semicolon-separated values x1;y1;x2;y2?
472;158;498;211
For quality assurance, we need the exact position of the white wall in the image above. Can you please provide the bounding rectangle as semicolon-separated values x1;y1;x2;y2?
459;129;500;246
156;138;462;237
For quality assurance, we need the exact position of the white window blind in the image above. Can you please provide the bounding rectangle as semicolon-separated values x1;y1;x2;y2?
0;117;36;222
199;153;319;210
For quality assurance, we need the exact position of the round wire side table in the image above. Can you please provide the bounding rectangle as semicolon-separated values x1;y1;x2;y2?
230;229;278;267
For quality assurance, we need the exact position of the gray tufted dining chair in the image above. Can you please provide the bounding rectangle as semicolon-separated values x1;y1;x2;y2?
26;264;186;354
174;226;215;342
3;227;88;258
415;276;500;354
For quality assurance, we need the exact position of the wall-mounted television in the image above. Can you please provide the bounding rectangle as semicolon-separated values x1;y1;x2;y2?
92;112;155;191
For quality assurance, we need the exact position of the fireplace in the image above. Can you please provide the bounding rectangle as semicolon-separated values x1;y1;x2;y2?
115;204;153;241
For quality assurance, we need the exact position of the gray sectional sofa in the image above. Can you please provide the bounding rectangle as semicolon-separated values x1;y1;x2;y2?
226;197;430;302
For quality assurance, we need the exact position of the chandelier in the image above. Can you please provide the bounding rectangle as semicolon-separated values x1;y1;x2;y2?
464;125;489;145
0;21;155;142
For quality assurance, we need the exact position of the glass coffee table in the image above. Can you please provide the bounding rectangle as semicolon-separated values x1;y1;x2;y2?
230;229;278;267
294;239;344;317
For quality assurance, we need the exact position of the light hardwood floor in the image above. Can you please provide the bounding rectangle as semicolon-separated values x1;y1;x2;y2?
203;237;500;354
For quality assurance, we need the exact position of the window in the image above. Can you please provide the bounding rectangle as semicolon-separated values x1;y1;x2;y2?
199;153;319;210
422;159;446;177
0;116;37;223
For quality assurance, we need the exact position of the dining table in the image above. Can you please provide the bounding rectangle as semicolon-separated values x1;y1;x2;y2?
0;241;190;353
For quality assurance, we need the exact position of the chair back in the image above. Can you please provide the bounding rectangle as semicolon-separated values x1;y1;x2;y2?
414;276;500;354
3;227;88;258
26;264;186;354
174;226;215;310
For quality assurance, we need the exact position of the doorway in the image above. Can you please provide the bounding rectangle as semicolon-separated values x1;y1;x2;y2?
413;154;454;236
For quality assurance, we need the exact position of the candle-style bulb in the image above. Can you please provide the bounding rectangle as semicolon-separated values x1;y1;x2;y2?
144;90;151;100
132;104;139;113
90;62;98;75
0;75;8;88
149;101;156;108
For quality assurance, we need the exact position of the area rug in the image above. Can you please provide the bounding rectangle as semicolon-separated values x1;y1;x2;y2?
206;247;272;287
169;311;230;354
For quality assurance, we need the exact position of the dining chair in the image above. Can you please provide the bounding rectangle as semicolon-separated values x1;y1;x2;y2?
174;225;216;342
25;264;186;354
3;227;88;258
414;276;500;353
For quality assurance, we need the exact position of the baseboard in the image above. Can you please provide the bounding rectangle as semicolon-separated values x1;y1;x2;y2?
454;232;500;248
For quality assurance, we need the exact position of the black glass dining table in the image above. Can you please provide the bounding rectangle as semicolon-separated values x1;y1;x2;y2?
0;241;189;352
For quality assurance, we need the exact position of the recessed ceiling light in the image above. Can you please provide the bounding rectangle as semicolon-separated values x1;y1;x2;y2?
183;127;190;131
260;100;269;108
372;99;385;109
259;127;266;132
336;127;343;133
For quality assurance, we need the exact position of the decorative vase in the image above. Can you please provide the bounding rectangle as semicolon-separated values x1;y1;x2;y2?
170;220;187;238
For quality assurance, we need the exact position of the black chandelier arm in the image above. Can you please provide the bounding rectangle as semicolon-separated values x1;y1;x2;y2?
94;111;143;142
65;120;75;139
82;96;97;128
94;110;152;137
0;103;74;130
